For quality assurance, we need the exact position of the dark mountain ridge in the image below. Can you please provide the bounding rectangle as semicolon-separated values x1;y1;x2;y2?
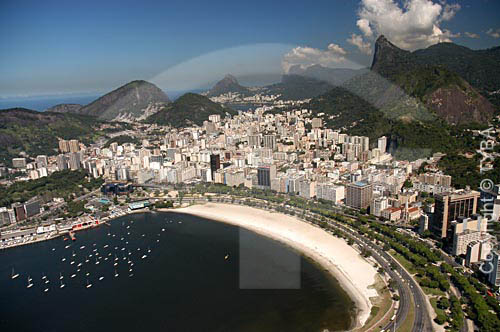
146;93;236;128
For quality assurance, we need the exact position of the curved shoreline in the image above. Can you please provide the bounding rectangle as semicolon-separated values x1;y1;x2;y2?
164;203;378;329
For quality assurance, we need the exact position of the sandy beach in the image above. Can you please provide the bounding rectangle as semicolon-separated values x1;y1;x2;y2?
167;203;379;329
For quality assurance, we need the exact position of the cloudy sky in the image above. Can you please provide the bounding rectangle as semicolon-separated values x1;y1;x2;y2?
0;0;499;97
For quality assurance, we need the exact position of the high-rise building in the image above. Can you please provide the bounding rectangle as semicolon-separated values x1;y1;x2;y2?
377;136;387;154
68;152;81;170
431;190;480;239
263;135;277;150
59;139;70;153
346;181;372;210
488;250;500;287
311;118;322;128
12;158;26;168
371;196;389;217
248;135;261;147
35;155;48;168
210;154;220;180
69;139;80;153
257;164;276;188
12;203;26;222
57;154;68;171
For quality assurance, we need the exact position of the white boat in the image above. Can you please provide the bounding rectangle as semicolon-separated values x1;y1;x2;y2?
86;280;92;288
77;263;82;267
129;268;133;272
27;276;33;288
11;268;19;279
52;248;56;251
60;280;65;289
80;245;85;249
126;226;130;229
44;288;49;293
86;272;90;276
141;255;147;259
114;271;119;277
71;274;76;278
28;276;33;282
121;248;125;251
147;248;151;253
129;273;134;277
42;274;46;280
65;245;70;249
72;251;76;257
99;276;104;281
60;273;64;280
104;244;109;248
156;239;160;243
61;258;66;262
114;262;118;266
45;279;50;284
77;268;81;272
104;257;108;261
162;228;165;232
70;261;75;265
89;254;93;258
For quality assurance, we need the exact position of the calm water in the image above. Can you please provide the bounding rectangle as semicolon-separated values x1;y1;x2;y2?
0;212;354;332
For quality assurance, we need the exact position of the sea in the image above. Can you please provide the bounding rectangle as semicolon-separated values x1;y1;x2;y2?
0;212;354;332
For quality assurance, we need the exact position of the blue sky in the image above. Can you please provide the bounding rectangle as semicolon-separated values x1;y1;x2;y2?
0;0;499;97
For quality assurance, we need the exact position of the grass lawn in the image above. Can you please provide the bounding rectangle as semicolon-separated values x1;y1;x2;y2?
389;249;417;274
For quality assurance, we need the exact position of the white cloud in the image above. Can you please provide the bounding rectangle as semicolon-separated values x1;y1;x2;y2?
357;18;373;37
282;43;348;72
440;3;461;22
486;28;500;39
355;0;462;51
347;33;372;54
464;31;479;39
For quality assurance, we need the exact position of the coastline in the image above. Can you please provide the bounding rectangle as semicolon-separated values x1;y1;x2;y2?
162;203;379;329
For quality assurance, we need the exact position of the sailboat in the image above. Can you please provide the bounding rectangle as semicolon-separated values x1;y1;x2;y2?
11;268;19;279
86;279;92;288
85;255;89;263
59;272;64;280
141;254;147;259
27;276;33;288
60;279;65;289
44;287;49;293
71;273;76;278
114;269;119;277
95;257;100;265
147;247;151;253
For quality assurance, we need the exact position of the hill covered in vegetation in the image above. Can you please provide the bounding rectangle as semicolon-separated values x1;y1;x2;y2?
145;93;236;128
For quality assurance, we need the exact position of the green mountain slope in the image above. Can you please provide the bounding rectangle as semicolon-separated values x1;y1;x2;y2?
413;42;500;108
145;93;236;128
0;108;100;165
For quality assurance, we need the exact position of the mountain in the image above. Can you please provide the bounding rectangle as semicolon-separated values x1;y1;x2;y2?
145;93;236;128
369;35;495;124
263;75;334;100
45;103;83;114
78;80;170;120
207;74;251;97
0;108;100;166
413;42;500;108
307;35;498;162
288;64;368;86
